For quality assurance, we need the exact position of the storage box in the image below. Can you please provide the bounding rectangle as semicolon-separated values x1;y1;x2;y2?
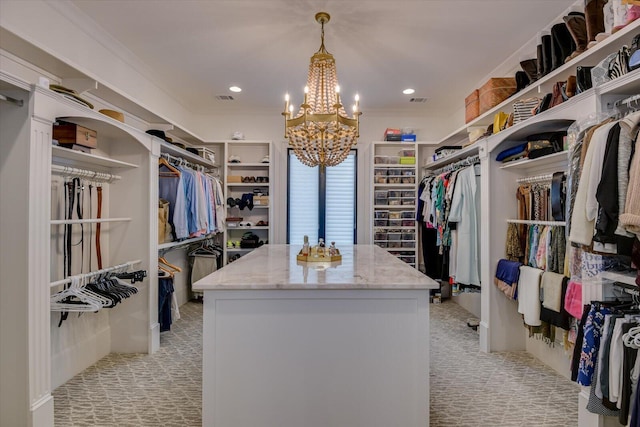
465;89;480;123
192;146;216;163
227;175;243;183
374;210;389;219
254;195;269;206
399;157;416;165
384;128;402;141
401;134;416;142
401;177;415;184
478;78;517;114
374;155;389;164
399;149;416;157
53;122;97;149
374;219;388;227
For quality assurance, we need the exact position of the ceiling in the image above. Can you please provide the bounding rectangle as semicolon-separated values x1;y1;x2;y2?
66;0;576;117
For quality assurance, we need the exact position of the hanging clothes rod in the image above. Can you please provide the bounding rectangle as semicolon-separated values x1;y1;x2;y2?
51;217;132;225
49;259;142;288
614;94;640;109
0;93;24;107
161;152;207;172
506;219;566;226
430;154;480;176
517;173;555;184
51;164;121;183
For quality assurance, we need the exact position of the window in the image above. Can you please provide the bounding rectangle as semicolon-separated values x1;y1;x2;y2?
287;150;357;247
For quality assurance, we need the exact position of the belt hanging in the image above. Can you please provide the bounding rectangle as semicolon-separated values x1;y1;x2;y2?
89;184;93;272
75;178;84;274
96;185;103;269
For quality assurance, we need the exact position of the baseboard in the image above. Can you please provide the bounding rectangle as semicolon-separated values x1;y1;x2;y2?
51;326;110;389
452;292;481;318
525;332;572;380
30;393;54;427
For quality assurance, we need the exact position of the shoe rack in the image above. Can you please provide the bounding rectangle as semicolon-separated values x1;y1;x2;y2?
222;140;273;265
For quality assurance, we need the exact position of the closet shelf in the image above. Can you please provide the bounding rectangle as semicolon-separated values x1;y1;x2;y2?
423;144;480;170
601;68;640;98
374;205;415;209
506;219;566;226
226;163;270;167
373;164;418;169
374;226;417;230
373;183;416;188
228;226;269;230
227;248;255;253
433;19;640;147
226;183;270;187
51;217;132;225
500;151;568;171
159;140;215;168
158;234;215;251
52;145;138;169
599;270;638;287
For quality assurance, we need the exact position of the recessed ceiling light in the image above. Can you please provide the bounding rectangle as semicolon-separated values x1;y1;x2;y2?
403;88;415;95
229;86;242;93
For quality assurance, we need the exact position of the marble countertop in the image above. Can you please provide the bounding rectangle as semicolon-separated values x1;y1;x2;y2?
193;244;439;290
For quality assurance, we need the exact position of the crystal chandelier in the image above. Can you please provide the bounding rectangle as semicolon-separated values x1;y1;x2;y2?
282;12;361;168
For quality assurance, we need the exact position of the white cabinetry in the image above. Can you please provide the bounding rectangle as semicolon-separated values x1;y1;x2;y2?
222;140;272;264
371;141;418;267
1;78;159;426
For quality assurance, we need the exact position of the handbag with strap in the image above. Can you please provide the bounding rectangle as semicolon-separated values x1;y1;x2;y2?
513;98;541;125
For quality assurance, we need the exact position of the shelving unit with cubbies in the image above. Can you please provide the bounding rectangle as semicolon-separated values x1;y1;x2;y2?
222;140;272;264
371;141;418;268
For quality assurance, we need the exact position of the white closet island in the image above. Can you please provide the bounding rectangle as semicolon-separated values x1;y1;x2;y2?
194;244;438;427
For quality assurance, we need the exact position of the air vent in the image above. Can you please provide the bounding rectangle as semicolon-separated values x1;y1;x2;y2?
410;97;428;103
215;95;235;101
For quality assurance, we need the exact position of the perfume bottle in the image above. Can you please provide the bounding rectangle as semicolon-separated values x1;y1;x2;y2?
302;235;310;256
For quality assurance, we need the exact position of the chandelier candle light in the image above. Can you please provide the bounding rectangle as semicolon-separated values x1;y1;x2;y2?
282;12;362;168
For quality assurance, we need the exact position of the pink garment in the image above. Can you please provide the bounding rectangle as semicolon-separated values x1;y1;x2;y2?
564;280;583;318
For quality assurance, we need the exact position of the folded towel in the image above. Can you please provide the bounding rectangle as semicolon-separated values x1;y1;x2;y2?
517;266;544;326
494;259;522;300
541;271;565;312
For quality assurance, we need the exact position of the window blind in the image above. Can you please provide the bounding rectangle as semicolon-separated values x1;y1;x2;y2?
325;153;355;246
288;155;319;245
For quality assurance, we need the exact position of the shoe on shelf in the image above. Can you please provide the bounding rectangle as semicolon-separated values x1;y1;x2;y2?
261;155;270;163
229;155;241;163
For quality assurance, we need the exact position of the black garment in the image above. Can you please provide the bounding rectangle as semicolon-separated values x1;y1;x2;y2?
595;124;620;244
421;224;441;280
158;275;175;332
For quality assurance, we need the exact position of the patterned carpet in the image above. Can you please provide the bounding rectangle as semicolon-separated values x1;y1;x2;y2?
53;300;579;426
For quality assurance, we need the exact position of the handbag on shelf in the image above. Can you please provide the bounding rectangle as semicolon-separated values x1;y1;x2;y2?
576;66;593;93
493;112;510;134
549;81;568;108
608;45;630;79
513;97;541;125
591;52;618;87
629;33;640;70
534;93;553;115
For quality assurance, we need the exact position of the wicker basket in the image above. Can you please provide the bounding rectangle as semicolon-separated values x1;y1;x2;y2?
479;78;516;114
465;89;480;123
